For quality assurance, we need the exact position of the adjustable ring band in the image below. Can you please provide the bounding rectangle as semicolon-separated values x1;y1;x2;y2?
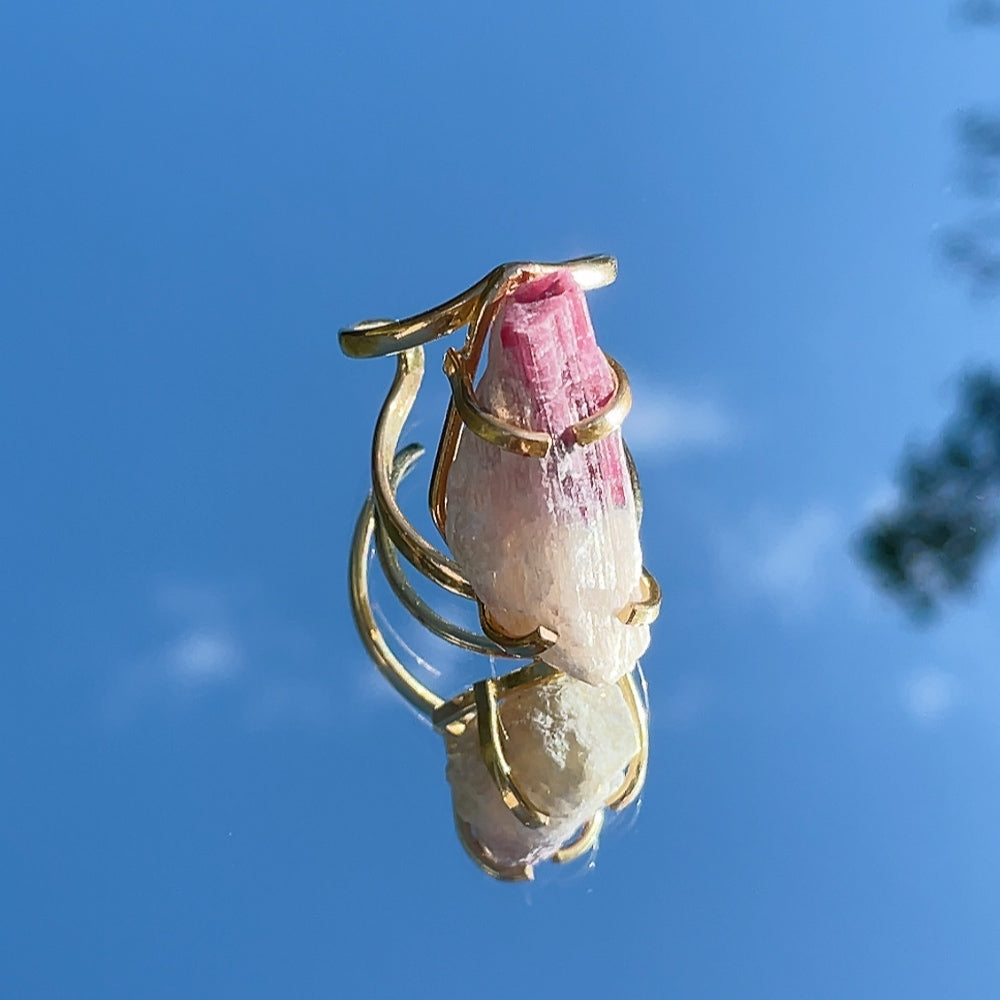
349;452;451;730
370;347;475;599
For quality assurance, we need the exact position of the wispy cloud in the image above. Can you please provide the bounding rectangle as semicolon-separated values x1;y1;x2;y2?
103;580;331;729
626;383;738;458
163;629;243;686
900;668;959;725
715;505;846;615
755;507;842;601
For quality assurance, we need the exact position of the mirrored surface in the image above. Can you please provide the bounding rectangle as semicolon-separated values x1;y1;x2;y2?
3;2;1000;997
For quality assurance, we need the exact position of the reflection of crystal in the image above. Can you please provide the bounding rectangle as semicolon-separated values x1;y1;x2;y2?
446;673;639;869
444;270;650;686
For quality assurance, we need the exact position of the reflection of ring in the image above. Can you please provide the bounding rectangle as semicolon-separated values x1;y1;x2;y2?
342;256;659;881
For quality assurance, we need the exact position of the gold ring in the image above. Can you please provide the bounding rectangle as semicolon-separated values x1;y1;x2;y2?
342;256;659;880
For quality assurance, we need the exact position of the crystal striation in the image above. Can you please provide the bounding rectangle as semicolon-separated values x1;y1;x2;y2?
445;673;639;870
444;270;649;685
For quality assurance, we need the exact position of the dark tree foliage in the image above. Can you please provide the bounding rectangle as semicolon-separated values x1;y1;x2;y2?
944;5;1000;290
942;110;1000;293
858;369;1000;616
859;10;1000;616
956;0;1000;26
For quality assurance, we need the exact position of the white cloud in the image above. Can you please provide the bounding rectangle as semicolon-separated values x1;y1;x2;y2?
167;629;242;685
626;384;737;457
901;668;958;724
103;580;330;729
716;505;845;615
755;507;842;599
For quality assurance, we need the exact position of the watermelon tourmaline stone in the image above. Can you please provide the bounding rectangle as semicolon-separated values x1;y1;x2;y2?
444;269;649;687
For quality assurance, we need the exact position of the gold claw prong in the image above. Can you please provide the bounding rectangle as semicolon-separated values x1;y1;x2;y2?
552;810;605;864
616;568;662;627
431;660;557;732
443;348;552;458
477;600;559;655
571;355;632;447
607;669;650;812
475;678;551;829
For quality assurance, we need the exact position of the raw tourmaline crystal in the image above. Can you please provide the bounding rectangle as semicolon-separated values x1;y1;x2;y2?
445;673;639;870
444;269;650;686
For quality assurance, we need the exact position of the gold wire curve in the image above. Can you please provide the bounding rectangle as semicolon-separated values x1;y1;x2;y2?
606;667;650;812
442;347;552;458
340;256;618;360
430;660;557;732
432;659;650;825
369;350;560;656
475;678;552;829
349;447;453;731
476;601;559;655
442;349;633;459
552;809;605;864
571;356;633;447
371;348;475;599
350;448;556;738
371;447;538;659
617;568;662;628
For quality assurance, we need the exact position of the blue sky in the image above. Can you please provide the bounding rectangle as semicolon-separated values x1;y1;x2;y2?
3;2;1000;997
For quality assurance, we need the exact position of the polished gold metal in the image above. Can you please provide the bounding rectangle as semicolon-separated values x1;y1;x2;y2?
606;668;650;812
431;660;558;733
552;810;605;865
476;600;559;656
339;256;618;359
474;678;552;829
370;347;474;599
343;255;657;880
349;447;455;733
441;347;632;460
569;355;633;447
373;461;549;661
617;568;662;628
442;347;552;459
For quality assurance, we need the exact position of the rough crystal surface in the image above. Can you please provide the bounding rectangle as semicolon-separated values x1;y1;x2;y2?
445;673;639;869
445;270;650;685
